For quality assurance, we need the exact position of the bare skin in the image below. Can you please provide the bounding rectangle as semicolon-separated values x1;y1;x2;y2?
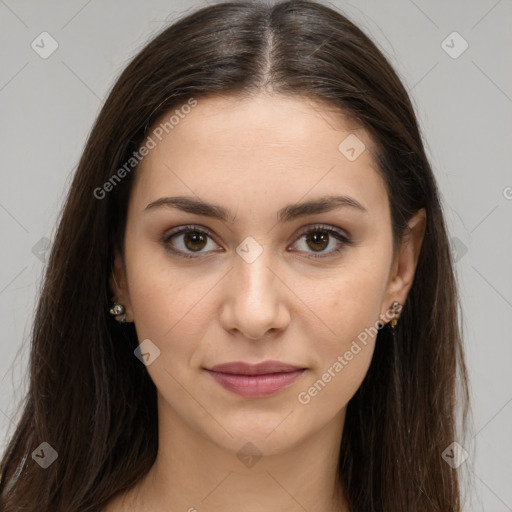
105;92;426;512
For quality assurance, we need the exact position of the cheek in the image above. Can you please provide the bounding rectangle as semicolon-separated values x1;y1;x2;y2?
301;254;390;398
295;278;383;418
129;269;211;348
317;260;389;345
123;235;208;352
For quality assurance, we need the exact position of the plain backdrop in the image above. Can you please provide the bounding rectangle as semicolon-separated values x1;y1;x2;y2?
1;0;511;510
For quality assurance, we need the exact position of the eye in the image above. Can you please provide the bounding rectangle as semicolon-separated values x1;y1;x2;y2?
162;224;352;259
162;225;221;259
290;224;352;259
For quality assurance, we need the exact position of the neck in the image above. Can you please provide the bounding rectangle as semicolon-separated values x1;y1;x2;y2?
110;397;349;512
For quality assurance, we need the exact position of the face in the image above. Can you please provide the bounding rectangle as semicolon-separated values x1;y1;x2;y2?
111;93;425;457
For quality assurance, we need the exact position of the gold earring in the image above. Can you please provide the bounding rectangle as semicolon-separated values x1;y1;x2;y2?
390;301;402;329
109;302;127;323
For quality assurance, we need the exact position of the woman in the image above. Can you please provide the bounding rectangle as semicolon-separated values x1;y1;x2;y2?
0;1;470;510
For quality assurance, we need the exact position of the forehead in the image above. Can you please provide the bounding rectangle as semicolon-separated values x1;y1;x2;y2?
147;92;369;152
130;93;387;220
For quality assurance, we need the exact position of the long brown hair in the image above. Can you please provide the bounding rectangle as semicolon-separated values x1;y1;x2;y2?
0;1;470;510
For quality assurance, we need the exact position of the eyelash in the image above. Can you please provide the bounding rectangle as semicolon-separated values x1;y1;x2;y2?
162;224;352;260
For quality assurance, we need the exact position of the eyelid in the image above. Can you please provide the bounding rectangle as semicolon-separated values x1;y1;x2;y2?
163;224;217;241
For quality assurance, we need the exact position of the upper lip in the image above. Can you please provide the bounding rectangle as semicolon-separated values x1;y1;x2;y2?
206;360;305;375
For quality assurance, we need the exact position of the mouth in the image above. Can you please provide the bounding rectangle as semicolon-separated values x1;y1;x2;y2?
203;360;307;398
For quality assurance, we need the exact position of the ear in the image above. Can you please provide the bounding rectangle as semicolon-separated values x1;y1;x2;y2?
381;208;426;319
109;251;134;322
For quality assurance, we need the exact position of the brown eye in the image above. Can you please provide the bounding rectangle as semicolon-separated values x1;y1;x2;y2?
162;225;220;258
305;231;330;252
291;225;352;259
182;231;208;252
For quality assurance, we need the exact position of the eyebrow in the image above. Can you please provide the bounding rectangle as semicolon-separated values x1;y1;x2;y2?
144;194;368;223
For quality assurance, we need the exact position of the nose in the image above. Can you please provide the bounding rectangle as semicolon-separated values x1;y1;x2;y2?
219;248;291;341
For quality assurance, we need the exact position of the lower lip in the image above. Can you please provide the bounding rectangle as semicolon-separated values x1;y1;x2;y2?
205;369;306;398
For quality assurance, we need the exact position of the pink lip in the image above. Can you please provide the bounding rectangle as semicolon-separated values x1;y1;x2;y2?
205;360;307;398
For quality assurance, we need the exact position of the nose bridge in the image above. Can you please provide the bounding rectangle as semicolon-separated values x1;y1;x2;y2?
234;239;277;305
221;237;288;339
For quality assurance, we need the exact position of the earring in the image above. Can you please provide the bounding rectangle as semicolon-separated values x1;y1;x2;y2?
390;301;402;330
109;302;127;323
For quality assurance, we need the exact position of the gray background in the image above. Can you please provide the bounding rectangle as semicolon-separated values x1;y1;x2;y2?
1;0;511;509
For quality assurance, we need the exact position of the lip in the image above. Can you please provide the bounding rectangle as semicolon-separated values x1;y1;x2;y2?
204;360;307;398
